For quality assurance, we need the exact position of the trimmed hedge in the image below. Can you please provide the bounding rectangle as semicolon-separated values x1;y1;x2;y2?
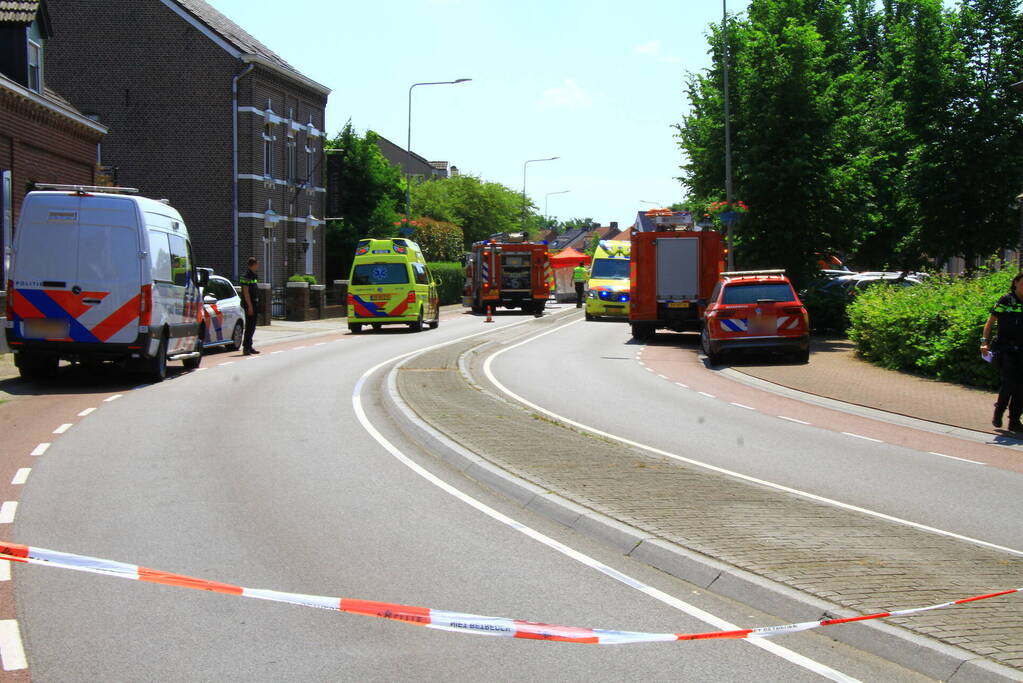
847;269;1011;389
428;262;465;305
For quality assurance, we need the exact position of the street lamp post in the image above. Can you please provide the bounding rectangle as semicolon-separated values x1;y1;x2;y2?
406;79;471;224
639;200;665;208
544;189;570;224
522;157;559;231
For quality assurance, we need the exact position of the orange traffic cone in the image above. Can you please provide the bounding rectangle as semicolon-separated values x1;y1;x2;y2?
485;306;494;323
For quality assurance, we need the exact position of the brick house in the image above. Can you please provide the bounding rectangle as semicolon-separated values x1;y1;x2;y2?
0;0;106;286
42;0;330;291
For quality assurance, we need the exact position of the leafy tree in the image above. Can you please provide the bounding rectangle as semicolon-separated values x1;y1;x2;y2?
410;217;464;262
410;174;527;246
323;122;403;281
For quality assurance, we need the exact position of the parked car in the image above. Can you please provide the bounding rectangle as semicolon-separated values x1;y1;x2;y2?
842;271;924;296
201;274;244;351
701;269;810;364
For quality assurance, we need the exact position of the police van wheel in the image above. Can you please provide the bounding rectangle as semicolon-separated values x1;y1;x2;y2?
182;332;203;370
147;334;168;382
229;321;244;351
348;323;363;334
409;310;424;332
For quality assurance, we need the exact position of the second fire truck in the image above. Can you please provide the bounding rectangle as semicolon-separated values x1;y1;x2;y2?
463;233;553;316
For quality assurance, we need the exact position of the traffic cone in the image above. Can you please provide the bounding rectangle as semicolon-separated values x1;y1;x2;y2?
485;306;494;323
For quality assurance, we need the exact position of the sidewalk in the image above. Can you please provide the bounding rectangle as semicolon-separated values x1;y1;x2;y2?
389;320;1023;681
731;337;998;436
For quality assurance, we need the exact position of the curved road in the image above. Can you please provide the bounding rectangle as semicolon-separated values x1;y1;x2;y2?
3;308;927;680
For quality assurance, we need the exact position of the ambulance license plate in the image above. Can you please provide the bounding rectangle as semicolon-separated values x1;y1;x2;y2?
369;294;391;302
667;301;690;308
22;318;69;339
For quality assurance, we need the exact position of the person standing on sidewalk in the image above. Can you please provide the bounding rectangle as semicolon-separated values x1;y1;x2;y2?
981;272;1023;431
240;257;261;355
573;261;588;309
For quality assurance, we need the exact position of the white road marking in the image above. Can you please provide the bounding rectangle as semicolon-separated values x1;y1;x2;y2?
0;502;17;524
354;320;859;681
0;562;8;582
929;452;983;465
645;367;654;372
103;394;123;402
295;345;308;350
0;620;27;670
272;351;285;355
657;374;668;380
197;367;208;372
11;469;30;486
53;423;72;434
841;432;883;443
221;361;235;366
77;407;96;417
315;342;327;346
482;324;1023;558
698;391;715;398
30;443;50;457
730;403;755;410
778;416;810;425
675;382;689;388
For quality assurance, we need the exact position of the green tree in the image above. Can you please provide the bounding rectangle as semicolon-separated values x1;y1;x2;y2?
323;122;403;280
410;175;526;246
411;217;464;262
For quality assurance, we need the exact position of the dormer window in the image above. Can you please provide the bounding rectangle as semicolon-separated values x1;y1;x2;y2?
27;39;42;93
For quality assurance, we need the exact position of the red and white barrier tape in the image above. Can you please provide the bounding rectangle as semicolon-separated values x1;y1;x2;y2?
1;541;1019;645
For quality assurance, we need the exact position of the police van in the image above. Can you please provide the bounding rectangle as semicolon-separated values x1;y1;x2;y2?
347;238;439;333
4;185;208;381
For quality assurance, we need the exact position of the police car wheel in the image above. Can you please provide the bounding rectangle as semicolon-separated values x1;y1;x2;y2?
585;311;594;321
229;321;243;351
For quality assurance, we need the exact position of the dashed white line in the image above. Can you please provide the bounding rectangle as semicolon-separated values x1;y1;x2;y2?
0;619;28;670
221;361;236;365
657;374;668;380
730;402;755;410
30;443;50;457
841;432;883;443
294;345;308;350
929;451;983;465
77;407;96;417
778;416;810;425
0;562;8;582
53;423;72;434
675;382;689;388
0;502;17;524
698;391;715;398
272;351;285;355
11;469;30;486
644;367;654;372
314;342;327;346
103;394;123;402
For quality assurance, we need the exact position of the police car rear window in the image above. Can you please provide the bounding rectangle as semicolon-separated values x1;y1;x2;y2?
722;282;794;304
352;263;409;285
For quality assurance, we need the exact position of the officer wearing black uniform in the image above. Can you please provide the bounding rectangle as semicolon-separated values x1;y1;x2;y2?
240;257;261;355
981;272;1023;431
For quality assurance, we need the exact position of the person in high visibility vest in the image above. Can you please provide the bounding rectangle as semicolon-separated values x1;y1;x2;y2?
573;262;588;309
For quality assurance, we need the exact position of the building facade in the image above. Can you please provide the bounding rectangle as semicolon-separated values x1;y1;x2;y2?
0;0;106;285
43;0;330;288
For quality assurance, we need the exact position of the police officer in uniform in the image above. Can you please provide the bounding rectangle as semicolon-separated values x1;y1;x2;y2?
240;257;261;355
573;261;588;309
981;272;1023;431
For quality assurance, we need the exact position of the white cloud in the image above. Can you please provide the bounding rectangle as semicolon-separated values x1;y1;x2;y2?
633;40;661;57
540;79;593;110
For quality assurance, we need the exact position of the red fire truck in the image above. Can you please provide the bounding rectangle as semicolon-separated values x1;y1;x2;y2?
628;210;726;340
463;233;553;316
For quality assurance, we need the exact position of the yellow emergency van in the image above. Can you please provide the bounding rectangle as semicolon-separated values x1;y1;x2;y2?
584;240;631;320
347;238;439;333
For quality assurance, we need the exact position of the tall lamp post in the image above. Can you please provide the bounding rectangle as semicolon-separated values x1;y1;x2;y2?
639;199;665;208
522;157;559;230
406;79;471;225
544;189;570;224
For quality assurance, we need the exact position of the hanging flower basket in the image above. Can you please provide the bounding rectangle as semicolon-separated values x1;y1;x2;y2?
706;200;748;216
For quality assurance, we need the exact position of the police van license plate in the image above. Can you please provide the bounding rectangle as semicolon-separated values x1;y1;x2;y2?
22;318;70;339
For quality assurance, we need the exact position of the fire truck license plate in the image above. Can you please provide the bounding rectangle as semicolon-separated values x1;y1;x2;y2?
667;301;690;308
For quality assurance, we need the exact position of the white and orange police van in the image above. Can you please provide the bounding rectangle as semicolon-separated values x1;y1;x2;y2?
346;238;439;333
4;185;207;381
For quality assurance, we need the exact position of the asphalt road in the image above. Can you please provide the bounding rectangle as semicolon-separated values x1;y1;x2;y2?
486;315;1023;555
6;308;927;680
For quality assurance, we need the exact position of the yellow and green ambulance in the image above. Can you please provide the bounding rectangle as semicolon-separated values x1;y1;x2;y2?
584;240;631;320
347;238;439;333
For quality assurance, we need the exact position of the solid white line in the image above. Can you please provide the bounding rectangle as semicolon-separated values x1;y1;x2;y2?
778;416;810;425
196;367;208;372
929;452;983;465
53;423;72;434
482;324;1023;558
0;562;8;582
295;345;308;350
730;402;755;410
0;502;17;524
77;407;96;417
30;443;50;457
841;432;883;443
11;469;30;486
103;394;123;402
315;342;327;346
354;321;857;681
0;620;27;670
698;391;716;398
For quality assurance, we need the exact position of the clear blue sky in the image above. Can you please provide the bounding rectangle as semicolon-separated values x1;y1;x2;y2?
208;0;725;228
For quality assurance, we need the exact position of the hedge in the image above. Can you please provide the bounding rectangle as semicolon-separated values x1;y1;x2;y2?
428;262;465;305
846;269;1012;389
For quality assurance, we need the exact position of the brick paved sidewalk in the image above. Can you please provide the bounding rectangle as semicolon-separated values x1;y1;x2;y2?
733;337;998;435
395;331;1023;677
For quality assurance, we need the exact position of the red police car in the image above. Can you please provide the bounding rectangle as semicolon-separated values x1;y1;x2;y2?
700;270;810;364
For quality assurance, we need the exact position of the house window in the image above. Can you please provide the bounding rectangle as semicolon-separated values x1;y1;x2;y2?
305;138;315;184
286;139;297;183
27;40;42;93
305;226;314;274
263;124;274;177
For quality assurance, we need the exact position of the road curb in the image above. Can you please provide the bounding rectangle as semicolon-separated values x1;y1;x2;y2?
380;330;1022;683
